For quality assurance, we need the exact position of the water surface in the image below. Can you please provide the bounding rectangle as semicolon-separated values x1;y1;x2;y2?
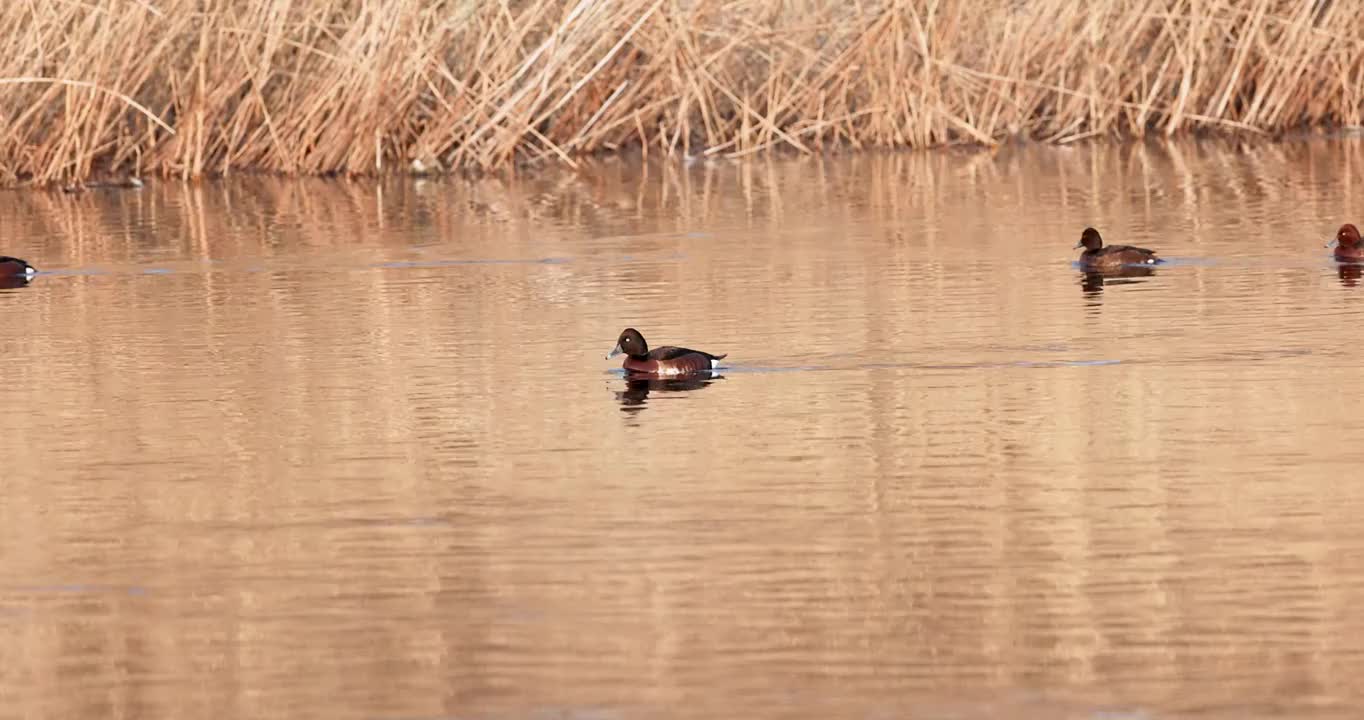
4;138;1364;719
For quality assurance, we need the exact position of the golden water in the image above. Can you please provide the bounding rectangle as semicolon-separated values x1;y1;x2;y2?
3;138;1364;719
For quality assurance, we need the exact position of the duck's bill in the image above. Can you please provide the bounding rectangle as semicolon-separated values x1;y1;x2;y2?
606;345;622;360
1327;237;1340;249
1073;242;1083;249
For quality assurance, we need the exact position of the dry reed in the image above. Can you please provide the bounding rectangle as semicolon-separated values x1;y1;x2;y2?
1;0;1362;186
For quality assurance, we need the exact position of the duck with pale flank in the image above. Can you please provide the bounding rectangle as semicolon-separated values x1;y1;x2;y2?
0;256;35;279
606;328;726;376
1327;224;1364;262
1074;227;1160;270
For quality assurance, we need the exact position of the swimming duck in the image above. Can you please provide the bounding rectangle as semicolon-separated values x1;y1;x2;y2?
1327;224;1364;262
1074;228;1159;269
606;328;726;376
0;256;35;279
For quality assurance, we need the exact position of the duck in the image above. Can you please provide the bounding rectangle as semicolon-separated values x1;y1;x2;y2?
606;328;726;376
1327;224;1364;262
1074;227;1159;269
0;256;35;279
0;256;35;278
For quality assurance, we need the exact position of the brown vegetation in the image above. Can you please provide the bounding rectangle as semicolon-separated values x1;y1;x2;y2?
2;0;1362;186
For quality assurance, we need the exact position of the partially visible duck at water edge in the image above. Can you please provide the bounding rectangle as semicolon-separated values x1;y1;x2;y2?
1327;224;1364;262
1074;227;1160;270
606;328;726;376
0;256;36;279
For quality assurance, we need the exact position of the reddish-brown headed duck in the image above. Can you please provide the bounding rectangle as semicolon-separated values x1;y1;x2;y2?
1328;224;1364;262
0;256;35;279
1075;227;1160;270
607;328;726;376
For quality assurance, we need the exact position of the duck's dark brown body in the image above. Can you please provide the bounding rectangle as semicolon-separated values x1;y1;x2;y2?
622;346;725;375
0;256;34;278
608;328;725;376
1079;244;1159;269
1075;228;1159;269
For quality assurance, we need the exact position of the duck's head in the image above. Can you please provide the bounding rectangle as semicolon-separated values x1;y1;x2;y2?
1328;224;1361;249
1074;227;1104;251
607;328;648;360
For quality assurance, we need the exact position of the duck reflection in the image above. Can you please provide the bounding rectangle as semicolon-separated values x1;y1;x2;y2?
1338;262;1362;288
615;373;722;415
0;276;33;290
1080;265;1156;297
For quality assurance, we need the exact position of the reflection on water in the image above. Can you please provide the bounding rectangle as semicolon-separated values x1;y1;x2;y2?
1079;266;1157;296
614;374;723;416
1339;262;1363;287
5;138;1364;719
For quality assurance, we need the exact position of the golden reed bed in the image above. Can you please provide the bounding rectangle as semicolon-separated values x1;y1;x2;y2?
2;0;1361;186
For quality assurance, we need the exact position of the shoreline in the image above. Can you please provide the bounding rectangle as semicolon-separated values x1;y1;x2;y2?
26;128;1364;193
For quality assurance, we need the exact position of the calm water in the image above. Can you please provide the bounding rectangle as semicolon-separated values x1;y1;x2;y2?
4;138;1364;720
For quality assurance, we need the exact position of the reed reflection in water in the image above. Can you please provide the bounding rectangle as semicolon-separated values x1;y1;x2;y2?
3;137;1364;719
